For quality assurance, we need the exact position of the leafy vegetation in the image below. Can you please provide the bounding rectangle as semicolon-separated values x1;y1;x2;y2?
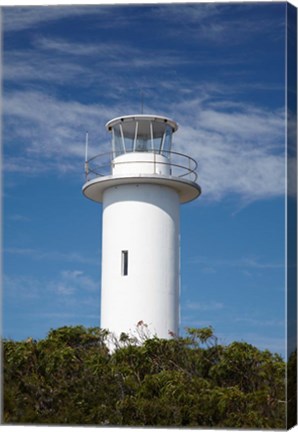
3;325;287;427
287;348;297;428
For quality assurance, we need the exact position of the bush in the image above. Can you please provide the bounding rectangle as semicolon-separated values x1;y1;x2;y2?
3;325;286;428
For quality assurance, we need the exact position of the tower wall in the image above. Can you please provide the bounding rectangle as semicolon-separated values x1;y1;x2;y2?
100;183;180;340
112;153;171;176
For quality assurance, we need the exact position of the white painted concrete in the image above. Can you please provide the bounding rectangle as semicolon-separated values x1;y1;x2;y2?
83;174;201;204
100;183;180;340
112;152;170;176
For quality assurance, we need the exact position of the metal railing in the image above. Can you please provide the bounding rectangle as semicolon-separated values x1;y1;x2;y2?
85;150;198;183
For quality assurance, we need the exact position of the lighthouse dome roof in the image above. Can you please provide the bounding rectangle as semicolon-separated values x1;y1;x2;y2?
105;114;178;138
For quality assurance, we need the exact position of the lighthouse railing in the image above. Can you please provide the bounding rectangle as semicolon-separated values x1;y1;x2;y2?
85;149;198;182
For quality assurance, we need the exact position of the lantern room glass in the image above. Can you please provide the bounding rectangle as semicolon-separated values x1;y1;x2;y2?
111;119;174;158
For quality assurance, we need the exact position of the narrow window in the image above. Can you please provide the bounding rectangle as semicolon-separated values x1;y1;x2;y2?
121;250;128;276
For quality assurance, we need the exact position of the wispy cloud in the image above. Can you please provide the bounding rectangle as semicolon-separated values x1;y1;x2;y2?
184;301;224;312
4;275;43;300
50;270;98;297
27;312;100;321
4;269;99;300
3;6;108;32
235;317;284;327
4;37;234;91
4;50;88;85
4;247;98;265
170;98;285;202
3;4;286;204
3;90;116;174
3;88;286;203
189;255;284;270
3;270;100;339
8;214;31;222
153;3;284;46
33;37;139;59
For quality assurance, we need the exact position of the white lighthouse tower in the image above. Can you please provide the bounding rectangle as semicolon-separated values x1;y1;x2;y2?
83;114;201;341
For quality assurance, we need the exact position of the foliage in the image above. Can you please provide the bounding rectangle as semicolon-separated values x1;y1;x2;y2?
3;325;286;428
287;348;297;428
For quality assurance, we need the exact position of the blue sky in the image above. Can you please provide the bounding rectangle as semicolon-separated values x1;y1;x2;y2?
2;2;288;356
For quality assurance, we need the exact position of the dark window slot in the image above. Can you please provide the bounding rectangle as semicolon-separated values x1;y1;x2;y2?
122;250;128;276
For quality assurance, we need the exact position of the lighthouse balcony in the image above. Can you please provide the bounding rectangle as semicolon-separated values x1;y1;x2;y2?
83;115;201;204
85;149;198;183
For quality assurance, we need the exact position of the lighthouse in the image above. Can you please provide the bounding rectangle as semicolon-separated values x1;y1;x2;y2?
82;114;201;341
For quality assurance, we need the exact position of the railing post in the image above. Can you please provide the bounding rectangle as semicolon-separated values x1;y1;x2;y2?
110;151;113;175
85;161;89;180
169;150;172;175
85;131;89;180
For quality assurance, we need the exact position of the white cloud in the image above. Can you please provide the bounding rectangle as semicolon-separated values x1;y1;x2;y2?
4;274;42;299
240;257;284;269
184;301;224;312
190;255;284;270
2;5;286;204
169;99;285;202
3;38;212;91
33;36;139;59
31;312;99;320
5;247;98;265
52;270;81;296
4;269;99;300
235;317;284;327
3;90;286;203
3;271;100;339
8;214;31;222
3;90;116;174
152;3;284;47
3;6;107;32
53;270;99;295
4;51;88;85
